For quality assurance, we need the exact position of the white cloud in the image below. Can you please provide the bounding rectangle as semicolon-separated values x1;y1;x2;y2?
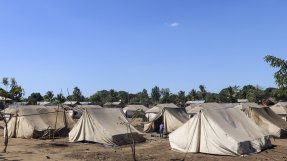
170;22;179;27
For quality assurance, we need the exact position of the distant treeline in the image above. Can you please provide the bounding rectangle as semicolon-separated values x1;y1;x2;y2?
7;85;287;106
1;55;286;106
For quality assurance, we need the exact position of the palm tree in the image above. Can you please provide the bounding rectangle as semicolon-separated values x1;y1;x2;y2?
44;91;54;102
199;85;207;100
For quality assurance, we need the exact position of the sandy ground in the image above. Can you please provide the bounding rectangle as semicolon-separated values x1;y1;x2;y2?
0;120;287;161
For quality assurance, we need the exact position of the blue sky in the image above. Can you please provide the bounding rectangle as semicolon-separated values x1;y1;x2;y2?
0;0;287;97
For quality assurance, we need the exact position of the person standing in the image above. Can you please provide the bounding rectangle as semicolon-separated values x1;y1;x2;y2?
159;122;164;138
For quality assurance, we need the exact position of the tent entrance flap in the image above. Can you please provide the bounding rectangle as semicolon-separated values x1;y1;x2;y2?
154;115;163;132
143;108;189;133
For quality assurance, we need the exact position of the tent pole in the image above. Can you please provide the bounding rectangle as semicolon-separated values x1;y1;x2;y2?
53;105;60;141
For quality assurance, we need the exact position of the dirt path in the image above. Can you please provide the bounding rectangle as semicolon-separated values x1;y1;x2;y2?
0;133;286;161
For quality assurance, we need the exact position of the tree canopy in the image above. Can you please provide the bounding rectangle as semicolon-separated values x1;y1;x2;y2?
265;55;287;101
28;93;43;105
265;55;287;88
0;77;24;102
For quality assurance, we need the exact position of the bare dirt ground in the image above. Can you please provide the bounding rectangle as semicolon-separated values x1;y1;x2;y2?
0;120;287;161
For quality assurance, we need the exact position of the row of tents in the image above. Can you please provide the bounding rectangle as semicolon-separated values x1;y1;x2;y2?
1;102;287;156
139;102;287;155
2;105;146;145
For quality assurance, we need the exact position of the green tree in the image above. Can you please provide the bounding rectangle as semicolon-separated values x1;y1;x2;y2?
118;91;129;104
55;93;66;103
90;90;110;105
71;87;84;102
187;89;198;101
107;89;118;102
1;77;24;102
0;88;7;98
129;93;140;104
264;87;277;98
0;77;9;98
139;89;150;106
219;86;239;103
265;55;287;88
9;85;24;102
269;88;287;101
151;86;161;104
160;88;170;103
90;93;102;105
44;91;54;102
2;77;8;88
28;93;43;105
198;85;207;100
205;93;219;102
246;87;265;103
238;85;256;99
128;93;137;104
169;94;178;105
177;91;186;106
237;85;266;103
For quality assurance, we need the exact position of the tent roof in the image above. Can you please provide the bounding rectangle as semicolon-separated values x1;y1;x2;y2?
0;96;12;101
104;102;122;106
2;106;19;115
76;105;103;109
63;101;80;106
245;106;287;138
234;102;263;111
270;102;287;115
185;103;224;114
79;102;92;105
123;105;149;113
13;102;29;105
37;101;53;106
3;105;66;114
237;99;249;103
219;103;240;108
146;103;179;113
156;103;178;108
185;100;205;105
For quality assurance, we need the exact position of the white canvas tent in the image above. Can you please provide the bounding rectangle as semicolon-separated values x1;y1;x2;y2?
37;101;53;106
0;96;12;101
145;103;179;121
68;105;103;119
69;108;146;145
2;106;19;115
1;106;19;122
219;103;240;108
185;100;205;106
169;108;272;156
185;103;224;117
5;106;75;139
245;106;287;138
270;102;287;121
79;102;92;105
123;105;149;118
63;101;80;107
144;108;189;133
234;102;263;111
